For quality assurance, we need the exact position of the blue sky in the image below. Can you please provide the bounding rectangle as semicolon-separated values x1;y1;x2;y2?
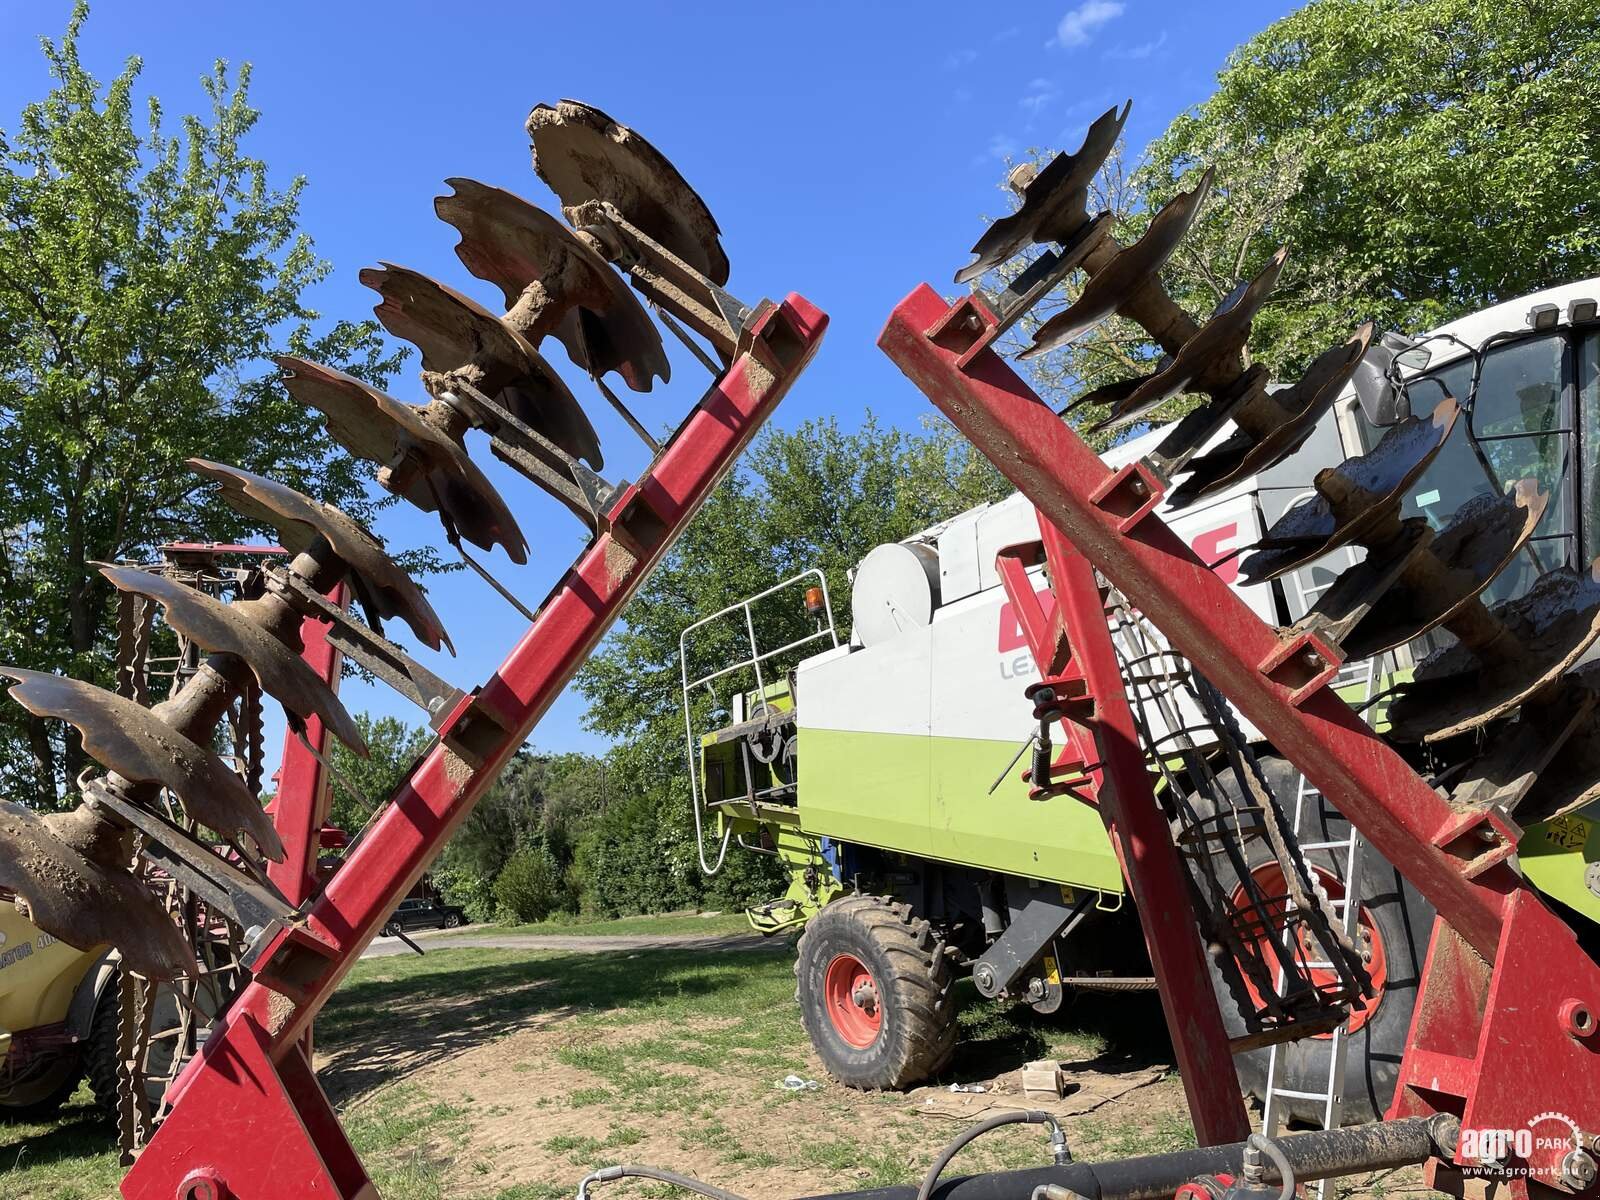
0;1;1297;773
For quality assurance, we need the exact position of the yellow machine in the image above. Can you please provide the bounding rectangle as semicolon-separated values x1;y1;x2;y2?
0;898;117;1119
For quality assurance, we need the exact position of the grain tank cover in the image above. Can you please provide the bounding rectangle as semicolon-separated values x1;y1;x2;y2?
852;542;941;648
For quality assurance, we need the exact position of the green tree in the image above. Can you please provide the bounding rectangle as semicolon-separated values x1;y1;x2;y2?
492;842;571;923
324;712;431;836
0;4;405;806
1013;0;1600;430
574;413;1011;915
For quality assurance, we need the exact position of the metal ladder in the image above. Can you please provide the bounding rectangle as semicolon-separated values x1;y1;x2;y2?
1259;559;1380;1197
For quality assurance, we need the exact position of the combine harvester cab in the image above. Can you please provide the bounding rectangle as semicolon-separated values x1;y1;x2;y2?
686;230;1600;1147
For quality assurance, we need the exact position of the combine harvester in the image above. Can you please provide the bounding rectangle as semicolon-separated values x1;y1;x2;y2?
0;94;1593;1200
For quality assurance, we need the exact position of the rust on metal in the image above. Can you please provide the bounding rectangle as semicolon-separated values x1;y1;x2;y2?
277;355;528;563
1094;246;1288;433
0;667;282;859
0;801;194;980
185;459;452;654
1169;324;1374;507
1022;171;1212;358
1388;561;1600;741
99;564;367;756
1296;518;1434;647
528;99;729;286
1450;684;1598;816
956;100;1129;285
1240;396;1460;581
437;178;669;393
1340;480;1546;660
361;262;602;469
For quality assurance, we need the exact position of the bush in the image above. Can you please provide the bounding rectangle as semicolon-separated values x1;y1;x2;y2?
493;843;572;923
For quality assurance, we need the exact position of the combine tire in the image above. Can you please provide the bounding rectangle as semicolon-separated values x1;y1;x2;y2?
1189;757;1434;1124
795;894;956;1089
0;1047;82;1121
83;974;120;1115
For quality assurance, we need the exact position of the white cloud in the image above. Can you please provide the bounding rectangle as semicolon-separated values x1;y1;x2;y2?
1055;0;1125;48
944;47;979;69
1019;77;1061;117
1104;30;1168;60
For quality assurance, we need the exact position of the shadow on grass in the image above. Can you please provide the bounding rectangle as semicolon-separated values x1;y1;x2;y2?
1;1108;113;1174
319;941;791;1106
949;985;1174;1084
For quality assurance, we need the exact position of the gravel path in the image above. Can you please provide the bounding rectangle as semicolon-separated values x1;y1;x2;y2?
359;926;781;959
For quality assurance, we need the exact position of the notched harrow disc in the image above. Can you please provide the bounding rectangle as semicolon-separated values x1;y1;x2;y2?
185;459;452;654
528;99;729;286
0;802;194;980
957;100;1130;285
361;262;603;470
1022;169;1214;359
1339;480;1546;660
98;565;368;757
278;356;528;564
1169;324;1374;508
1387;560;1600;742
0;667;282;860
1093;247;1288;434
1295;518;1434;647
437;178;669;392
1239;396;1460;582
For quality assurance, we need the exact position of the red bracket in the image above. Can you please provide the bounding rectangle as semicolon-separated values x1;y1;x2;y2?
993;526;1250;1147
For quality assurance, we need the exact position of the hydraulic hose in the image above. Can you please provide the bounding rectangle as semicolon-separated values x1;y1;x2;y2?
577;1164;750;1200
915;1110;1070;1200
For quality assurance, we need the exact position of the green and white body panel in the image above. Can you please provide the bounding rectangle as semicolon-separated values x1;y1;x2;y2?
793;476;1291;898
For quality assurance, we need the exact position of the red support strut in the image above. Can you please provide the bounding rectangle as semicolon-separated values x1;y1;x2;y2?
124;295;827;1200
996;524;1250;1146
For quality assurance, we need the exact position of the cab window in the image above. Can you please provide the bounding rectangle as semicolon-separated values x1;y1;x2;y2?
1358;332;1571;607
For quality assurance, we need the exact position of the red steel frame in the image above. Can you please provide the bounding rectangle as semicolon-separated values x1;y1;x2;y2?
124;294;827;1200
881;284;1600;1195
995;527;1250;1145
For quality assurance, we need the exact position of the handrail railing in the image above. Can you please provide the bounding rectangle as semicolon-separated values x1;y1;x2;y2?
679;568;838;874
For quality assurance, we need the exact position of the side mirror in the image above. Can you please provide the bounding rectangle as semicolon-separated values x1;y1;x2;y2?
1351;331;1425;426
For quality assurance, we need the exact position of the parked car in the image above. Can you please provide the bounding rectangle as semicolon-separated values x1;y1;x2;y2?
380;897;466;937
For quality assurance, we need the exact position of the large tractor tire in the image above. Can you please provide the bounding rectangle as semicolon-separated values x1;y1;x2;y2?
795;894;956;1089
0;1044;82;1121
1189;756;1434;1124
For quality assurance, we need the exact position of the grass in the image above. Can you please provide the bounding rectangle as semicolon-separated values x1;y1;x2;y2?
466;912;755;939
4;938;1184;1200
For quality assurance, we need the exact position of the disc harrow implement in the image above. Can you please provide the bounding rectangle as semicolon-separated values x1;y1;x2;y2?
952;97;1600;822
883;94;1600;1194
0;95;821;998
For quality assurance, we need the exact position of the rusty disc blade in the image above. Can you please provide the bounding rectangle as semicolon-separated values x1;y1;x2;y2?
1146;366;1270;480
1387;560;1600;742
278;356;528;564
1513;673;1600;824
186;459;452;655
1340;480;1547;660
1240;396;1460;582
957;101;1130;285
99;565;367;757
528;99;729;285
437;178;668;393
0;802;194;980
0;667;282;860
1022;169;1213;359
1094;248;1288;433
362;262;602;470
1295;519;1434;648
1170;324;1374;508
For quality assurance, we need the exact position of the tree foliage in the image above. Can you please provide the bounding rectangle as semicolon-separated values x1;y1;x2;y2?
1016;0;1600;432
0;4;403;805
324;713;431;837
572;414;1011;914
